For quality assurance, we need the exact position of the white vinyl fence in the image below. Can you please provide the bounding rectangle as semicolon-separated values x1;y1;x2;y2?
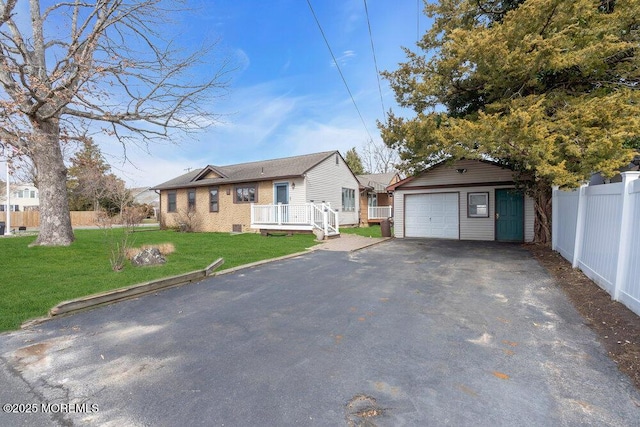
552;172;640;316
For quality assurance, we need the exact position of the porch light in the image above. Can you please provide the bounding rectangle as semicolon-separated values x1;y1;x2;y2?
456;168;467;174
291;182;295;190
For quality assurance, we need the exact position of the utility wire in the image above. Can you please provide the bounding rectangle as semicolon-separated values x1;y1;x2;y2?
306;0;374;143
363;0;386;119
417;0;421;42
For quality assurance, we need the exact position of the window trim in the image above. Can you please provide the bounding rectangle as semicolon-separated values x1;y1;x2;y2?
209;187;219;212
234;183;258;204
167;191;177;213
342;187;356;212
468;192;489;218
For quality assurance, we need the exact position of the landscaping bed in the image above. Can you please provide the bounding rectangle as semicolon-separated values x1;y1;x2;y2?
529;244;640;390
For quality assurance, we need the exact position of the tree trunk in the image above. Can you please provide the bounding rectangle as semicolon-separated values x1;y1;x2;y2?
30;119;75;246
532;184;552;246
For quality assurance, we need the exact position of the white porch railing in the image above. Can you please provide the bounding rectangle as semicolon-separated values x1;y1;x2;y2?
368;205;392;219
251;203;339;235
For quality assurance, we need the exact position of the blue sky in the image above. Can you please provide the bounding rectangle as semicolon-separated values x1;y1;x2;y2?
104;0;433;188
3;1;431;188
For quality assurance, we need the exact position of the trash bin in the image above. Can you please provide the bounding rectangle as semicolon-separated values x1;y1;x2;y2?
380;218;391;237
0;221;5;236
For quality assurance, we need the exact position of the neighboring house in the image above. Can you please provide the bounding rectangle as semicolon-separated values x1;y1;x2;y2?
589;155;640;186
153;151;360;236
130;187;160;218
0;182;39;212
356;172;401;225
388;159;534;242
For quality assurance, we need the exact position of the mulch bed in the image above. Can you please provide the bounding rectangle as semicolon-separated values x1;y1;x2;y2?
528;244;640;390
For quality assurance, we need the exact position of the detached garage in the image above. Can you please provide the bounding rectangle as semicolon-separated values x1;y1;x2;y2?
389;159;534;242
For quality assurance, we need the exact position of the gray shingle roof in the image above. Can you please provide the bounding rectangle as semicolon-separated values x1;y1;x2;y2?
357;173;398;192
153;151;338;190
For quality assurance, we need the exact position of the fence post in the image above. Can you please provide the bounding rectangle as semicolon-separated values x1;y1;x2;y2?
250;203;255;225
551;186;559;251
613;172;640;300
572;184;588;268
322;203;328;235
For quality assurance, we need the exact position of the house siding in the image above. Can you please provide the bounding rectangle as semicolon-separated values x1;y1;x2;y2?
402;159;514;187
524;196;534;242
306;153;359;225
358;191;369;225
394;160;534;242
460;187;495;241
161;181;274;232
273;178;306;205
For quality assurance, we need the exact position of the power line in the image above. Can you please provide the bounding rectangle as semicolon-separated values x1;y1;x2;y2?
306;0;374;143
363;0;386;119
417;0;420;42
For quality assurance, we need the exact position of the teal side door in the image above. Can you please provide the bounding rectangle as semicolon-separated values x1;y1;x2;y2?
495;189;524;242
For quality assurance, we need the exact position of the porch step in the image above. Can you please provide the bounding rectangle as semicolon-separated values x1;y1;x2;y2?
325;232;340;240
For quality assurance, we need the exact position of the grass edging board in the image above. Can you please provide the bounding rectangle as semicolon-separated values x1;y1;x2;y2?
48;258;225;318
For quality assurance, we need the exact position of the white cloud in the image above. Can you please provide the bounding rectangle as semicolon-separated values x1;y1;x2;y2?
95;68;386;188
331;50;357;67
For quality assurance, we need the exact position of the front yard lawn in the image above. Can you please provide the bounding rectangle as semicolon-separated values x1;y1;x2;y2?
340;225;384;238
0;229;318;331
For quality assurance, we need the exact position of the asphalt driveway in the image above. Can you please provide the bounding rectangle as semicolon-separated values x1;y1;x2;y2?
1;239;639;426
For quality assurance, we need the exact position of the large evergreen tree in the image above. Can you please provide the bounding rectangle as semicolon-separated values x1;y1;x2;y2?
345;147;366;175
67;139;126;212
380;0;639;244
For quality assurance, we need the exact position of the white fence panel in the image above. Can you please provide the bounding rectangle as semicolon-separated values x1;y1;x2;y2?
619;180;640;314
552;172;640;316
577;184;623;294
553;190;579;260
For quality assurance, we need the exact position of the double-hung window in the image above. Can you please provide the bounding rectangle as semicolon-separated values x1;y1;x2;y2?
209;187;219;212
167;191;177;212
187;189;196;211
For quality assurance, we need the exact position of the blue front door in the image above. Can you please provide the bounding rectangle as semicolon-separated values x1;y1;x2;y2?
495;189;524;242
275;183;289;222
275;183;288;205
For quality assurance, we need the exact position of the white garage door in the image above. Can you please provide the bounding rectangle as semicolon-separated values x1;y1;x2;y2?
404;193;459;239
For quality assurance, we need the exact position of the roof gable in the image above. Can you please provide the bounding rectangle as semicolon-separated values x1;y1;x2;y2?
192;165;227;181
389;159;515;190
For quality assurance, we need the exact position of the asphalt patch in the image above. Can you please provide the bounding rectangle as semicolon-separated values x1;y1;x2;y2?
345;394;385;426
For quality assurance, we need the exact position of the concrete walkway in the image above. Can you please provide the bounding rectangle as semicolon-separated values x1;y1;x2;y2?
315;233;390;252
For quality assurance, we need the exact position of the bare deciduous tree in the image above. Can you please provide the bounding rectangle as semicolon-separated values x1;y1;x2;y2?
360;139;399;174
0;0;233;246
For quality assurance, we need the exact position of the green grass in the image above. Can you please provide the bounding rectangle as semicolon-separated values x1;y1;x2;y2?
340;225;384;238
0;229;319;331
